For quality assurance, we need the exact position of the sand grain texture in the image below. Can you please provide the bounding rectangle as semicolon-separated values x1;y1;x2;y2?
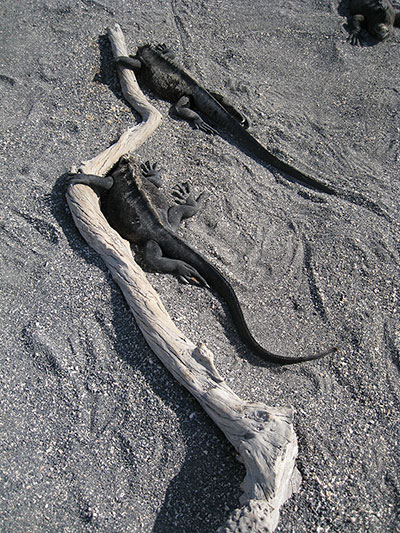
0;1;399;532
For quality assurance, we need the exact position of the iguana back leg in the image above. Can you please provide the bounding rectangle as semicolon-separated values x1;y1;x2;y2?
67;173;114;190
209;91;249;129
175;95;217;134
144;239;207;285
115;56;142;69
168;182;205;231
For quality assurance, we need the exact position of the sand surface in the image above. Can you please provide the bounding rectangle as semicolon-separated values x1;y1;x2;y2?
1;1;399;531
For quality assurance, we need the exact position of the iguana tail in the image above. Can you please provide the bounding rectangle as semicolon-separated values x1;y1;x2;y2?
235;125;336;195
159;228;337;364
192;86;336;195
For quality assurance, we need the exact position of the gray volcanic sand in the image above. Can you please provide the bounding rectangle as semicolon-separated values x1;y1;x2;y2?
1;0;399;531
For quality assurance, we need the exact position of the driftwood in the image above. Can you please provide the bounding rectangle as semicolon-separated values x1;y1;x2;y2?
65;24;301;532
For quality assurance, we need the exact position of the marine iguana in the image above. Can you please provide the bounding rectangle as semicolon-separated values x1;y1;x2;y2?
346;0;400;45
68;156;337;364
115;44;335;196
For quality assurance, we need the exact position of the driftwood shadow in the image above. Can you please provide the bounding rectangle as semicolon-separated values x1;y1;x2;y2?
109;288;244;532
95;33;143;121
107;269;244;532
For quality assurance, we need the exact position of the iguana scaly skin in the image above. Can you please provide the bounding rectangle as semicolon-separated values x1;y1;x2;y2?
68;156;337;364
115;44;336;196
347;0;400;45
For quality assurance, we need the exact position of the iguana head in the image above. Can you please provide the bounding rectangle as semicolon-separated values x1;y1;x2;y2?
369;0;395;40
371;22;393;40
136;45;156;64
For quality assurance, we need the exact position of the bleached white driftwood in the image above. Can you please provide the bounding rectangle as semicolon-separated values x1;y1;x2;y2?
65;23;301;532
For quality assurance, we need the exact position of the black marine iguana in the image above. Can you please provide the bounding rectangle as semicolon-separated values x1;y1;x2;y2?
115;44;335;196
68;156;337;364
345;0;400;45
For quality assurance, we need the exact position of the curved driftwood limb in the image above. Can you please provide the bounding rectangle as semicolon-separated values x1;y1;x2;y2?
65;23;301;532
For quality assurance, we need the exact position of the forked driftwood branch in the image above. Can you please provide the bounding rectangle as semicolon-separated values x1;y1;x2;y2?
65;24;301;532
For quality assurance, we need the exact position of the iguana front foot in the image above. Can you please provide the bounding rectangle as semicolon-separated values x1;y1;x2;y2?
155;43;176;59
348;32;362;45
168;183;205;230
141;160;162;187
347;14;364;45
172;182;204;207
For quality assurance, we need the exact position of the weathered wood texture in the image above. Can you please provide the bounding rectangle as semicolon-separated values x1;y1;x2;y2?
65;23;301;532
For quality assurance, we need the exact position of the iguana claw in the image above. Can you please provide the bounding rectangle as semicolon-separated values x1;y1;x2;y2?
193;117;217;135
